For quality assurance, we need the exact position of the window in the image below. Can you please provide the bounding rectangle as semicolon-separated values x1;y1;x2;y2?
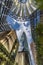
37;10;40;23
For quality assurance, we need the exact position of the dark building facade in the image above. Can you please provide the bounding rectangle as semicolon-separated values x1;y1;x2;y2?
0;0;13;32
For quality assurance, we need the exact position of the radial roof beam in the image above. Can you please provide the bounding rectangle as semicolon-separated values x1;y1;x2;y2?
10;0;37;19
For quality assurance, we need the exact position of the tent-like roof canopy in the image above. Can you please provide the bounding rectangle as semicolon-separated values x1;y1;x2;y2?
10;0;37;18
0;30;19;53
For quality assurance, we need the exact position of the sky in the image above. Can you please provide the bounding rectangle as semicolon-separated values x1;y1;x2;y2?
6;15;33;51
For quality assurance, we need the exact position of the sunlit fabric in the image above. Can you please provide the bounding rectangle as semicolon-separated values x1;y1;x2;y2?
0;31;19;53
0;31;19;63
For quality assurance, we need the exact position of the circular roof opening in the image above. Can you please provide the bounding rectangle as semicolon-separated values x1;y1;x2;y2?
18;0;27;3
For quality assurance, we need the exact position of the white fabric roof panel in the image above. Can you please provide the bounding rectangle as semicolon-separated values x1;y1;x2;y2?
10;0;37;18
